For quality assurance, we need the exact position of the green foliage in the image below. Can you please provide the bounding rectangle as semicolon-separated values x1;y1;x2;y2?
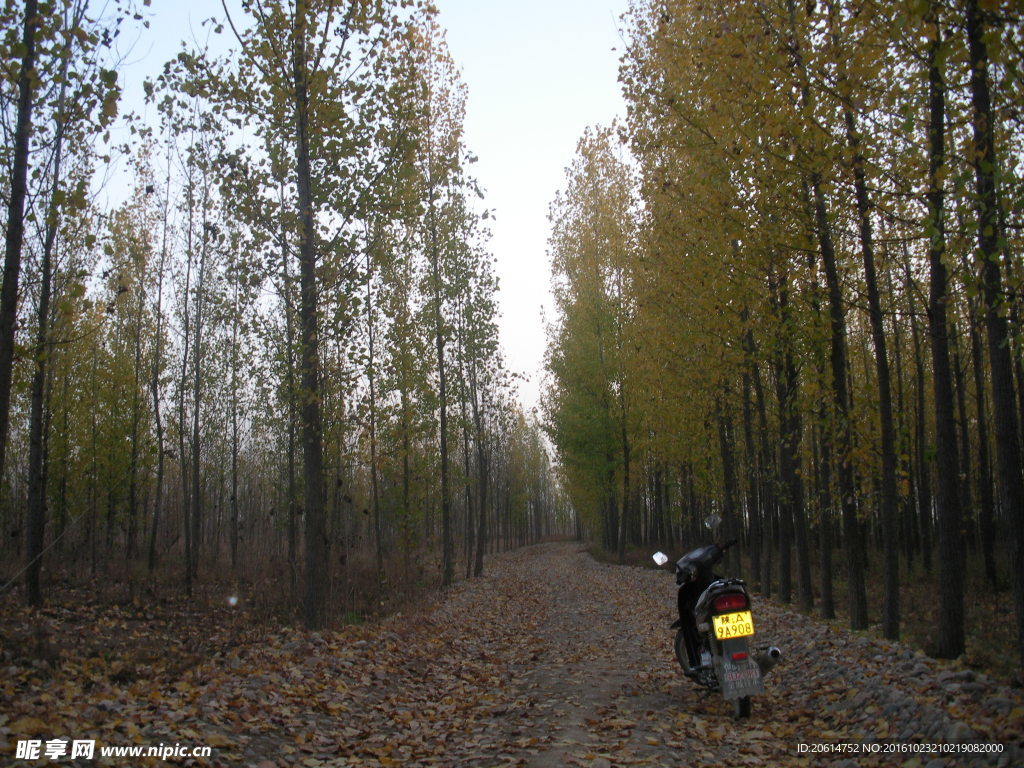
544;125;639;545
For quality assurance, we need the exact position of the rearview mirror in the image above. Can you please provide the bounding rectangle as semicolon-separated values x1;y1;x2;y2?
653;552;669;566
704;514;722;531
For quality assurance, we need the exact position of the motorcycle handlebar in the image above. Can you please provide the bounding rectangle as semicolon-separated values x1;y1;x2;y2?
673;539;739;583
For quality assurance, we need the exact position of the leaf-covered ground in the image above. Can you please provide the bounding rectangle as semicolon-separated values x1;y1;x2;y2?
2;542;1023;766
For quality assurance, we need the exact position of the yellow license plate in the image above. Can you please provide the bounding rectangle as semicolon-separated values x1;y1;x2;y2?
712;610;755;640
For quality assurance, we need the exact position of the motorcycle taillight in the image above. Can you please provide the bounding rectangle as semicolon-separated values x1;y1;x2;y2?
713;593;748;612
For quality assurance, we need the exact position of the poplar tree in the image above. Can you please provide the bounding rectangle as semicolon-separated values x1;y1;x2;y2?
215;0;423;627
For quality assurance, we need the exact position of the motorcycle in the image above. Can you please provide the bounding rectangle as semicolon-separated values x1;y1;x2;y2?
653;515;781;718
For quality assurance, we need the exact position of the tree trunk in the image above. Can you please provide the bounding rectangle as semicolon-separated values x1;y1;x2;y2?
294;7;327;629
471;369;488;577
747;330;776;598
843;104;899;639
229;269;240;572
739;353;761;588
148;145;171;574
967;302;996;586
785;0;859;622
618;381;630;564
805;243;836;620
0;0;40;484
179;157;195;598
190;191;210;584
811;173;867;629
965;0;1024;666
769;269;802;606
716;395;738;574
904;255;933;573
365;247;383;580
280;213;298;591
429;214;453;587
25;83;63;605
926;5;965;658
127;270;145;563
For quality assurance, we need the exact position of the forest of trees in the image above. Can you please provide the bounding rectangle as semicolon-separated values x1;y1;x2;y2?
544;0;1024;670
0;0;568;630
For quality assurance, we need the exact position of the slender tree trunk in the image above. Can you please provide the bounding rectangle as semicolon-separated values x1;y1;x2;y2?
748;332;776;598
883;253;915;571
401;375;412;558
127;275;145;563
25;83;63;606
89;340;99;577
461;408;473;580
365;247;384;580
179;157;195;598
904;255;933;573
786;0;861;624
190;198;209;584
229;270;240;572
967;301;996;586
844;104;899;639
293;8;327;629
56;374;70;555
965;0;1024;666
739;340;761;588
716;395;738;572
815;420;836;620
926;6;965;658
951;325;974;543
618;381;630;564
148;148;171;573
811;174;867;629
429;213;453;586
769;269;802;606
805;244;836;620
0;0;40;484
454;315;474;577
471;371;488;577
280;213;298;591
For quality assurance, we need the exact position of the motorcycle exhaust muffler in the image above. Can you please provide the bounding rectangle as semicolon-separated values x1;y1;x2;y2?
755;646;782;676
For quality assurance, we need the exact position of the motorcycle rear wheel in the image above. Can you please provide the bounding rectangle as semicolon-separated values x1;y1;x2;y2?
673;628;690;671
733;696;751;718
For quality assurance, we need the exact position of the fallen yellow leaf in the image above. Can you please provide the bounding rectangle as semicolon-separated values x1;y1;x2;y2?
7;716;51;736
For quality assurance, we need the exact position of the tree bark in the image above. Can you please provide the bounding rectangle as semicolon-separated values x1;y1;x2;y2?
365;247;383;580
294;5;327;629
768;269;799;606
229;265;240;571
148;144;171;574
926;6;964;656
967;302;996;586
785;0;863;626
811;174;867;629
965;0;1024;666
471;367;488;577
843;104;899;639
0;0;41;485
190;183;210;584
429;206;453;587
280;212;298;591
903;254;933;573
25;79;63;606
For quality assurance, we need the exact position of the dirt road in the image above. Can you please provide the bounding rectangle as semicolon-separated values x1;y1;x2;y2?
417;542;1022;767
4;542;1022;766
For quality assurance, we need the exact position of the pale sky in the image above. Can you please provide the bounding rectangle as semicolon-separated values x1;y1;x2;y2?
120;0;629;413
436;0;629;413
